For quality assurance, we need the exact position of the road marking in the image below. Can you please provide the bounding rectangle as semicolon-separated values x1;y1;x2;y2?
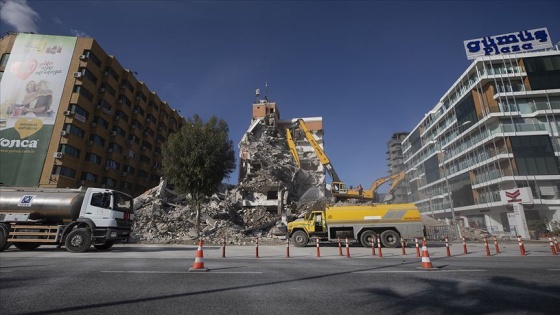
354;269;487;273
101;271;263;274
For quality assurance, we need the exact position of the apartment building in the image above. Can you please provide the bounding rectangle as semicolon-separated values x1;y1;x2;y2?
402;43;560;239
386;132;409;203
0;32;185;197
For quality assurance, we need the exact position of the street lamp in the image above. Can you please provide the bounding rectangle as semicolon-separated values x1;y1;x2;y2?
436;120;471;240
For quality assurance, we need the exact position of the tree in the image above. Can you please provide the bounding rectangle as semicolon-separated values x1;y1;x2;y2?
161;114;236;233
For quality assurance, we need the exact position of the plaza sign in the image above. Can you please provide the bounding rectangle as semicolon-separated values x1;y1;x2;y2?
463;27;552;60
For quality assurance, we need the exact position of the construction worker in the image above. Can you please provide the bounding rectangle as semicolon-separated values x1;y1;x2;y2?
357;184;363;196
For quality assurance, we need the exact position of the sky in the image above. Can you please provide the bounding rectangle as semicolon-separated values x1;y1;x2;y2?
1;0;559;190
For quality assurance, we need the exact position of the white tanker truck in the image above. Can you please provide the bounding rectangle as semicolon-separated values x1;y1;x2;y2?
0;186;134;253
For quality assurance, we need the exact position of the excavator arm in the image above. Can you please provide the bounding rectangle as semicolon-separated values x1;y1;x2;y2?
292;119;341;183
286;128;300;168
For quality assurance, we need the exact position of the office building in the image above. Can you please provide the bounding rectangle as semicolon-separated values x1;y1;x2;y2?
403;44;560;239
0;32;185;197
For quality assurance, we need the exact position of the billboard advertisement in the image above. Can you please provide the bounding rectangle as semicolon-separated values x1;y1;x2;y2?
463;27;552;60
0;34;77;186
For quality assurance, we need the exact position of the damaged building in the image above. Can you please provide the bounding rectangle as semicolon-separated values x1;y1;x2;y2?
237;96;327;214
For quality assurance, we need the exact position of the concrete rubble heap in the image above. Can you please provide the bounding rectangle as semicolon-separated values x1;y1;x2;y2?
131;116;325;245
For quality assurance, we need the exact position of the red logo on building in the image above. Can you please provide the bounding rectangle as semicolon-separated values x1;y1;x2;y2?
505;189;522;203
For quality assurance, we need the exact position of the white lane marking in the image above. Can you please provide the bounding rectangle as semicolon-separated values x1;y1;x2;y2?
101;271;263;274
354;269;487;273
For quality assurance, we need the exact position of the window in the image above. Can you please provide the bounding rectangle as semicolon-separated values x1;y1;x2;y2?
92;116;109;129
85;152;101;164
62;123;85;138
69;104;89;121
82;50;101;67
59;144;80;158
90;192;110;208
511;135;560;175
105;159;120;170
88;134;106;146
73;86;94;101
52;166;76;178
81;172;98;183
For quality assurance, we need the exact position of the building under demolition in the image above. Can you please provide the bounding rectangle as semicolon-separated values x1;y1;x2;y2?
237;96;326;213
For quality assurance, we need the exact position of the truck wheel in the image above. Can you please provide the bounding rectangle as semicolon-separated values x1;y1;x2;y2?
65;228;92;253
94;241;114;251
291;230;309;247
380;230;400;248
14;243;41;250
360;230;377;248
0;224;9;251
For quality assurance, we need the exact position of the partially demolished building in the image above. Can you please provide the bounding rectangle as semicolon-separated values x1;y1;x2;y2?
237;97;326;213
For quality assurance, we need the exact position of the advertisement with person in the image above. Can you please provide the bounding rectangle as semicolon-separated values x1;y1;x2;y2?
0;34;77;186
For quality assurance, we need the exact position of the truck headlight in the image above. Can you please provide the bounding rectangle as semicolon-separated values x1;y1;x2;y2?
110;232;117;238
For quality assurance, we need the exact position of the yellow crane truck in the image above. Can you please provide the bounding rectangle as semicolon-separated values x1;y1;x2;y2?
287;203;423;247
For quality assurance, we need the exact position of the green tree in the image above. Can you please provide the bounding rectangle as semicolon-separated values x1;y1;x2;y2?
162;114;236;234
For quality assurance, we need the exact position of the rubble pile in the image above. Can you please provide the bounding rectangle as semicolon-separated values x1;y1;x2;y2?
131;185;284;245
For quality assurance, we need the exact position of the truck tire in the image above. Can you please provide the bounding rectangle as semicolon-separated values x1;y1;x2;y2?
0;224;9;251
380;230;400;248
14;243;41;250
291;230;309;247
94;241;114;251
65;228;92;253
360;230;377;248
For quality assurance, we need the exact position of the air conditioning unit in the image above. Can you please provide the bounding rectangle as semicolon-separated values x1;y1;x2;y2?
103;71;109;77
130;125;136;129
74;71;83;78
105;166;110;171
133;109;139;114
63;110;73;117
135;96;141;100
60;131;68;137
80;180;86;185
110;131;117;136
90;122;96;127
86;140;93;146
117;99;123;104
99;87;106;93
146;118;150;122
114;116;120;120
126;140;133;145
101;184;107;188
121;172;127;177
120;85;126;89
141;146;146;150
107;148;113;153
79;54;87;60
53;152;64;159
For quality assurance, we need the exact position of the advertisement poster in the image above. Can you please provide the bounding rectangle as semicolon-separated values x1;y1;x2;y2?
0;34;77;186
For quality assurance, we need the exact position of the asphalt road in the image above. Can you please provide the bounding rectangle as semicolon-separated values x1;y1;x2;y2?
1;242;559;315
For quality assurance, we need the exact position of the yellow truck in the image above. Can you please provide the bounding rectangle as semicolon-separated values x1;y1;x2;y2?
287;203;423;247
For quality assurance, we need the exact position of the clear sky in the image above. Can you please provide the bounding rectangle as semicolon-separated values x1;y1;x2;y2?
1;0;559;190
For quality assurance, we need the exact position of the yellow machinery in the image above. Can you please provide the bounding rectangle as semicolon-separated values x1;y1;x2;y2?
287;203;423;247
286;119;405;201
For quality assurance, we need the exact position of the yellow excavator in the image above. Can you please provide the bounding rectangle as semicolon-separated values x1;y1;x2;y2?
286;119;405;202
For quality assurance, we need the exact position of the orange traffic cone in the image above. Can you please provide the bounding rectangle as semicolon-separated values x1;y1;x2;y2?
420;239;434;269
189;240;209;272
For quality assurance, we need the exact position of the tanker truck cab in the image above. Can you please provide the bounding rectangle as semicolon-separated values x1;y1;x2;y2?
287;210;327;247
0;186;134;253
